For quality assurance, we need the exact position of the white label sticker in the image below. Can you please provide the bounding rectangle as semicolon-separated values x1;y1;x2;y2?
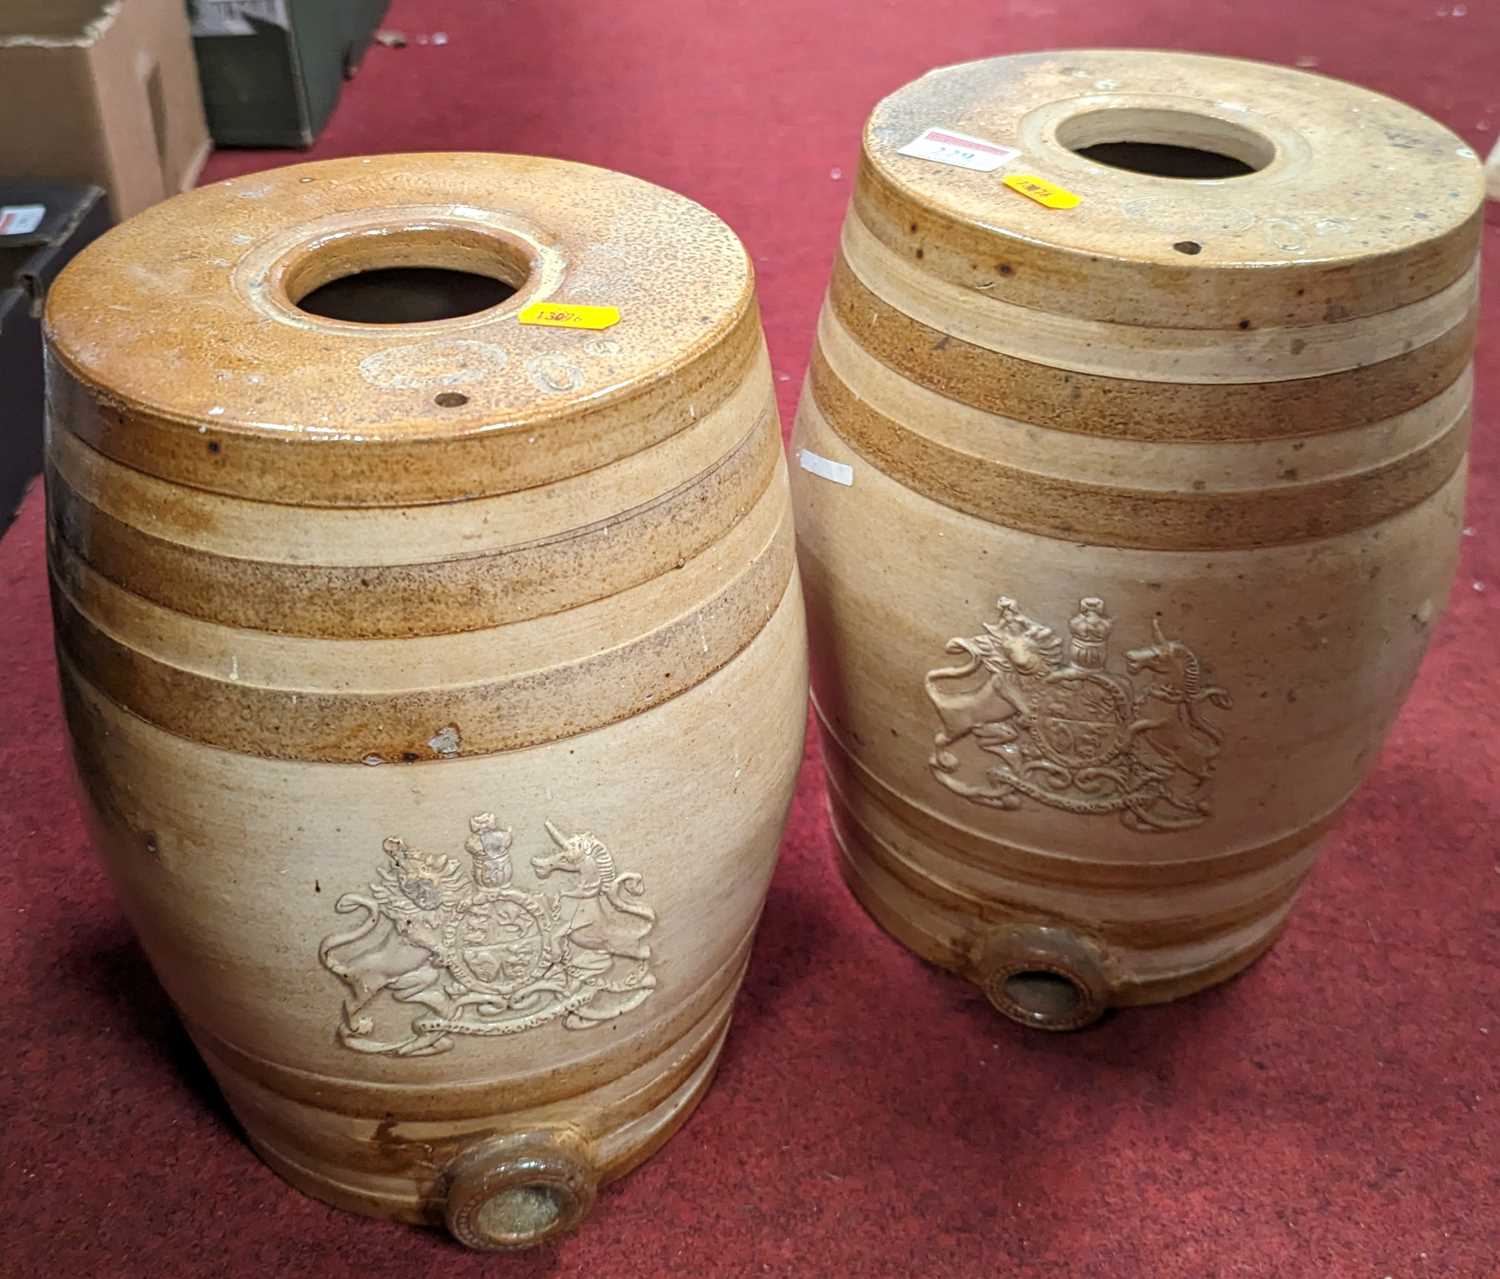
799;449;854;487
0;205;45;236
190;0;290;37
896;127;1020;172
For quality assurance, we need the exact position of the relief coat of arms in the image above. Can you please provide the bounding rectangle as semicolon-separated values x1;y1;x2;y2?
926;596;1232;832
318;814;657;1056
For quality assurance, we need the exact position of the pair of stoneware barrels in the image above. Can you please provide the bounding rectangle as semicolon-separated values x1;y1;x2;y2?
44;51;1482;1249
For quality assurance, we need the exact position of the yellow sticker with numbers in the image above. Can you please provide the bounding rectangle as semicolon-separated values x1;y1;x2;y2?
517;302;621;330
1002;174;1081;209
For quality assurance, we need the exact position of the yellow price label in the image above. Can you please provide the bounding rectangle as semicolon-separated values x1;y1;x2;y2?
1002;174;1081;210
517;302;621;330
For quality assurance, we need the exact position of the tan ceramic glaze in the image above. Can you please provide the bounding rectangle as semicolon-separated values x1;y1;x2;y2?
790;52;1483;1030
45;153;808;1248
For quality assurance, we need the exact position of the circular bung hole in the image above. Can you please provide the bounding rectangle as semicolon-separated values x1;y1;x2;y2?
475;1184;565;1243
1173;240;1204;255
434;391;470;407
1057;107;1275;179
297;267;515;323
285;226;528;324
1003;970;1086;1022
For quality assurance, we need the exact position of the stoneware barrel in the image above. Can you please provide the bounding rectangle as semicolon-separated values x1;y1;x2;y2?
790;51;1483;1030
45;153;807;1247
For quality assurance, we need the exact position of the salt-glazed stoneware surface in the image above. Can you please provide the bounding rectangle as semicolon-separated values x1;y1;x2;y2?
790;51;1484;1030
44;153;808;1248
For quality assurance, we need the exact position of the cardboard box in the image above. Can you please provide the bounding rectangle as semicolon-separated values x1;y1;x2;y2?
189;0;390;147
0;183;112;530
0;1;211;221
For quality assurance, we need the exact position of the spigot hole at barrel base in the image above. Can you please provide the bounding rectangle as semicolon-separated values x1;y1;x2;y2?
444;1131;598;1251
978;924;1111;1032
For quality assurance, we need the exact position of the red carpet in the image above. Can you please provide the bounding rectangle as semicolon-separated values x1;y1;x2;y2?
4;2;1499;1275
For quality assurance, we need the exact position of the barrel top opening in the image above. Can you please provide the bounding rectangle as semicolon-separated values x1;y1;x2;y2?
42;153;756;441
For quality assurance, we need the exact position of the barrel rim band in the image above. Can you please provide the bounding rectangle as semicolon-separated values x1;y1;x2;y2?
828;254;1477;444
841;209;1481;385
44;306;764;507
805;338;1471;551
813;700;1350;890
831;812;1302;1007
823;753;1313;951
47;346;776;567
148;906;755;1121
48;407;781;638
51;502;797;763
853;163;1485;331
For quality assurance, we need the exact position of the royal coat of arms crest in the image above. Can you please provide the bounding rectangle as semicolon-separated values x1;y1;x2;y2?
318;813;657;1056
925;596;1233;832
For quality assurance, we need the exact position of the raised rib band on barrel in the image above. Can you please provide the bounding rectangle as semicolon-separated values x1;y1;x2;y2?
829;256;1476;443
852;159;1484;331
807;344;1471;550
49;500;796;763
173;928;757;1123
47;408;780;638
816;708;1346;893
826;806;1301;1005
45;307;764;507
823;762;1312;952
840;210;1481;384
